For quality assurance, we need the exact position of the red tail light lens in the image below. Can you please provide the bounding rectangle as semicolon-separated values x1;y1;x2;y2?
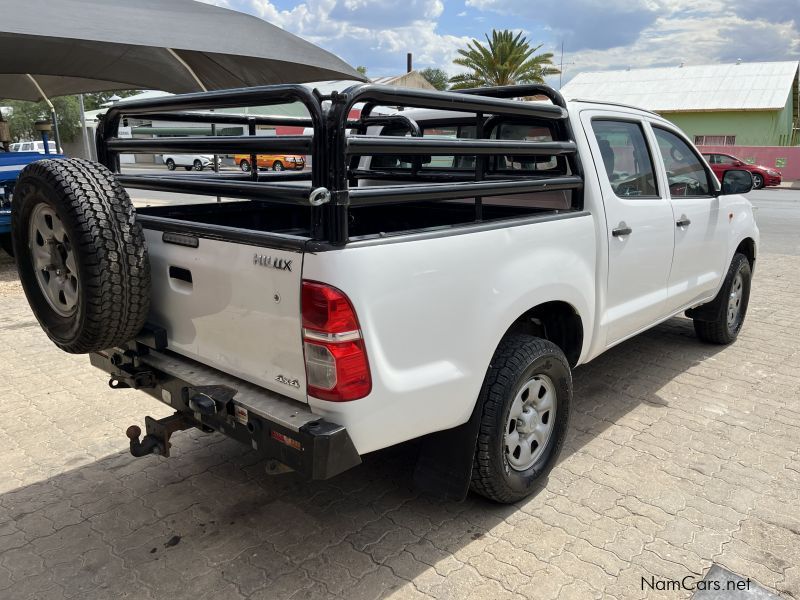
302;281;371;402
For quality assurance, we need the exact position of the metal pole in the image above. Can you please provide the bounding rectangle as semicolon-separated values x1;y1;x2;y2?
79;94;90;159
26;74;62;153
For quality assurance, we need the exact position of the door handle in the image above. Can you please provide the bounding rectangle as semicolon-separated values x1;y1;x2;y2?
676;217;692;228
612;224;632;237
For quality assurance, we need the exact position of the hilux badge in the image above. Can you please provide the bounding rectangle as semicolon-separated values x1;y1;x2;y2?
254;254;292;272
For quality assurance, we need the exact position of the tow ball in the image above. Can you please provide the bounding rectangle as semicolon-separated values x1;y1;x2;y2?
125;413;196;458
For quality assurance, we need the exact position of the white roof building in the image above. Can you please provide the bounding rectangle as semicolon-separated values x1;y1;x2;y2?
560;61;799;113
561;61;800;146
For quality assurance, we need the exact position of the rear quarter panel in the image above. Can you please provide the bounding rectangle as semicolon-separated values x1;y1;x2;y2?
302;214;596;454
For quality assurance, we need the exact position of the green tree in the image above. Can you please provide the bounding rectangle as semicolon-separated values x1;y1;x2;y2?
82;90;141;111
356;65;368;77
0;96;81;143
449;29;560;89
419;67;449;91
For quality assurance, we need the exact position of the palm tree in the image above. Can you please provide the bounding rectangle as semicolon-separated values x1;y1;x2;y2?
449;30;560;89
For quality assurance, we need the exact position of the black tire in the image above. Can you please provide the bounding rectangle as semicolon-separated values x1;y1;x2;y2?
272;161;284;172
752;173;764;189
165;159;176;171
193;159;204;172
239;160;251;172
692;253;751;345
0;233;13;257
12;158;150;353
471;334;572;503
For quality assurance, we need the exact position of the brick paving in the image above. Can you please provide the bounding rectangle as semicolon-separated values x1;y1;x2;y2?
0;250;798;600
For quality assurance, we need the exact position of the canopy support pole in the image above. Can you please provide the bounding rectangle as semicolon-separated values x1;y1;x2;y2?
78;94;91;160
26;74;62;153
167;48;208;92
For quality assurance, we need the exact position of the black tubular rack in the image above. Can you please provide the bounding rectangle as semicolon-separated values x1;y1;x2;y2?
97;83;584;245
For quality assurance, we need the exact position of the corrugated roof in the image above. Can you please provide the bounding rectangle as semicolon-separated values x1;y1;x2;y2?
560;61;799;113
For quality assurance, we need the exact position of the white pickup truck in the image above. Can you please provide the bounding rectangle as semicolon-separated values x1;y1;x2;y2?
11;84;757;503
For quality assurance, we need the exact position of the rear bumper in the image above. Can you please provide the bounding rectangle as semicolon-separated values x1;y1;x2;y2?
90;346;361;479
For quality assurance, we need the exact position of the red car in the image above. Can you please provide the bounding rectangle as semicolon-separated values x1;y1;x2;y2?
702;152;782;189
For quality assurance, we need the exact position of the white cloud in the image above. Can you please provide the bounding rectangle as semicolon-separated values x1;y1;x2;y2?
249;0;468;75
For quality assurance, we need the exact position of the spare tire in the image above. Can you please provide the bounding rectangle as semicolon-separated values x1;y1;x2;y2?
12;158;150;353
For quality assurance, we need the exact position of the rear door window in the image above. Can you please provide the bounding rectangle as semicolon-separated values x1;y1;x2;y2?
591;120;658;198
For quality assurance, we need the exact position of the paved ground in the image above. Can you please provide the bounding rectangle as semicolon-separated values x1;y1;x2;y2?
1;249;800;599
748;189;800;256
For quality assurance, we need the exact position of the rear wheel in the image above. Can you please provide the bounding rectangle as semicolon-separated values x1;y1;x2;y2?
165;159;176;171
751;173;764;189
272;161;284;172
692;253;751;344
471;335;572;503
12;158;150;353
239;159;251;172
193;159;204;172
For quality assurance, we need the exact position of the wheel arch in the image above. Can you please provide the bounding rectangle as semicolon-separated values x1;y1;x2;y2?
502;300;584;367
736;237;756;270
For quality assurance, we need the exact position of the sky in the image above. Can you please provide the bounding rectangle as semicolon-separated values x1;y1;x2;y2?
199;0;800;86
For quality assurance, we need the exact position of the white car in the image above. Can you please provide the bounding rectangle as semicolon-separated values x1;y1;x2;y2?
12;84;759;504
11;140;57;154
162;154;219;171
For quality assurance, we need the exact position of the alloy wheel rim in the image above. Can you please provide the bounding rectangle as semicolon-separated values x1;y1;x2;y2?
505;374;557;471
727;271;744;329
29;203;79;317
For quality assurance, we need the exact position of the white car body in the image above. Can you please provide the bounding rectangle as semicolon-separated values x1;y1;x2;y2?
162;154;218;170
12;140;57;154
139;100;758;456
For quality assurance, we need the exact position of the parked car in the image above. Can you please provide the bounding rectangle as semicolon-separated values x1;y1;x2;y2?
11;84;758;504
233;153;306;172
0;149;66;255
702;152;781;189
11;140;57;154
162;154;219;171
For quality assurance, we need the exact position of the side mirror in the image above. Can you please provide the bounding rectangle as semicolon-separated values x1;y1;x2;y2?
720;169;753;195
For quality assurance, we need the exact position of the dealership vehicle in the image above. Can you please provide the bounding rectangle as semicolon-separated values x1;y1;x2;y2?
12;84;758;503
162;153;219;171
234;153;306;172
11;140;58;154
0;149;65;255
702;152;781;189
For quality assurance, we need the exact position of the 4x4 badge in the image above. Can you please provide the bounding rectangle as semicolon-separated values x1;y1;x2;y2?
253;254;292;271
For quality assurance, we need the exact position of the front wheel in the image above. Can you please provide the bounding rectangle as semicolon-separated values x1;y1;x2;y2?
751;173;764;189
193;160;204;172
693;253;752;344
471;335;572;503
165;159;176;171
239;160;251;172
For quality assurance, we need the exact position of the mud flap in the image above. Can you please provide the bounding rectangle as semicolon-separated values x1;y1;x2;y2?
413;407;482;502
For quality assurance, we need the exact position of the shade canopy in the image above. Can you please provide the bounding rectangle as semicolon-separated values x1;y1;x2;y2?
0;0;365;101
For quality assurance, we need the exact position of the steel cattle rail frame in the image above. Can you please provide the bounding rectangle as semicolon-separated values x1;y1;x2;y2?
96;83;584;246
324;83;584;243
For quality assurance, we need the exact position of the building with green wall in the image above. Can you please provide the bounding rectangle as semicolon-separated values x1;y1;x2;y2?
560;61;799;147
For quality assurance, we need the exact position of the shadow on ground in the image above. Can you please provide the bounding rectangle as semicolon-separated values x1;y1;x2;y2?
0;251;730;599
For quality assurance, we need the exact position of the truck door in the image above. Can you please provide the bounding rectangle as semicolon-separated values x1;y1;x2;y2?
649;125;728;311
581;113;675;345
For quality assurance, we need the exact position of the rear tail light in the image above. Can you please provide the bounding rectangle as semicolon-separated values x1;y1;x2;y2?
301;281;371;401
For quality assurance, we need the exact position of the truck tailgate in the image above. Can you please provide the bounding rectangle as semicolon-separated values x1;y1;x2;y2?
143;229;307;402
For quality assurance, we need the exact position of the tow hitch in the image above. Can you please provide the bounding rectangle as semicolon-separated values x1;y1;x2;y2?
125;413;198;458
